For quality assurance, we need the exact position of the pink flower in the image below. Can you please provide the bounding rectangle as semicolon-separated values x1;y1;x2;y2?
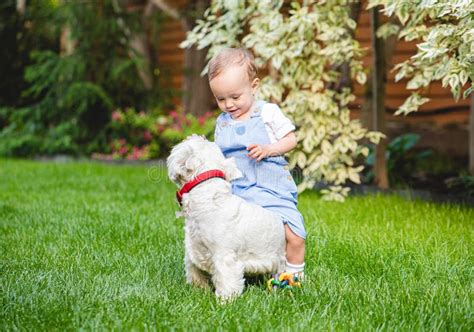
139;111;146;118
119;146;128;155
143;130;153;141
112;111;123;122
169;111;178;118
111;139;123;150
132;146;140;159
198;117;206;125
155;124;164;133
119;138;126;146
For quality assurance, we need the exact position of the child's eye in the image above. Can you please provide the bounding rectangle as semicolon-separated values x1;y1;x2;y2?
232;95;240;100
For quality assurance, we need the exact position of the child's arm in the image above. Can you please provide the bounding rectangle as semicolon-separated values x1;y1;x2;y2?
247;131;297;161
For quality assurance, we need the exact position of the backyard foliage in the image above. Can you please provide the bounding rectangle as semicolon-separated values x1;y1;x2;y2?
1;0;472;191
182;0;384;200
0;0;166;157
1;160;472;330
182;0;474;198
369;0;474;114
365;133;432;185
93;108;215;160
0;0;58;107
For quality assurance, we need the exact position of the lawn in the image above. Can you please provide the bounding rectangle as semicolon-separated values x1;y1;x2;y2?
1;159;472;330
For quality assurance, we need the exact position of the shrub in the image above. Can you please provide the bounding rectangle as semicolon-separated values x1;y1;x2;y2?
364;133;432;186
92;108;216;161
445;174;474;197
0;0;168;158
182;1;384;200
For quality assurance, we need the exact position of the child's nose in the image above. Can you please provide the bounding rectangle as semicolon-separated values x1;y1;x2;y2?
225;99;234;109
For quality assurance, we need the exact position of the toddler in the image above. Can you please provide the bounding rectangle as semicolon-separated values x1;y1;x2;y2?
209;48;306;281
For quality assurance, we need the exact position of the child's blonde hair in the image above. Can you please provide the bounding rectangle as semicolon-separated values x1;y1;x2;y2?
208;48;258;82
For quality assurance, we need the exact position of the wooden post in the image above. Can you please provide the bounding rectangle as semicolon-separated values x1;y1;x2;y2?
370;6;389;189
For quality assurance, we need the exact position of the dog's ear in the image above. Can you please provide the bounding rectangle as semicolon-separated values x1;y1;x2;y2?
222;157;242;181
168;145;203;185
167;156;183;185
184;155;202;178
172;157;202;184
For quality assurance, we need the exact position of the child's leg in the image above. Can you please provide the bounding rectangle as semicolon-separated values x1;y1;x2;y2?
284;225;305;276
267;225;306;290
284;225;305;263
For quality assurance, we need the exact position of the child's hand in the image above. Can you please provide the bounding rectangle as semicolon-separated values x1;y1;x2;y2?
247;144;271;161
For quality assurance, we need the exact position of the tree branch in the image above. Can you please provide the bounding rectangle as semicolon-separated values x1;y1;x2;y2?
149;0;180;20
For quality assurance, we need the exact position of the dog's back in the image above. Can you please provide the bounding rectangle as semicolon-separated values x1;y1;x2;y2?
183;184;286;276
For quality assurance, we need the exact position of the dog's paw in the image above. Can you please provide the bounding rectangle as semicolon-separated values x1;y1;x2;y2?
215;290;239;304
189;279;211;290
186;268;211;289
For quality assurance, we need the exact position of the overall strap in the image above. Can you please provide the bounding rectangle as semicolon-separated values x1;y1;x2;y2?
250;100;266;118
216;113;227;126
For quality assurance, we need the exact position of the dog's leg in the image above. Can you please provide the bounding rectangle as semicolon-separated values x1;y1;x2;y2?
212;255;245;301
185;253;210;289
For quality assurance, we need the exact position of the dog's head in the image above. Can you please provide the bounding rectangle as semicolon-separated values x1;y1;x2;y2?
167;135;242;186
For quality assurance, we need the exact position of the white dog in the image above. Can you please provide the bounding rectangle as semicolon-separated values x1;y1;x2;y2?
167;135;286;300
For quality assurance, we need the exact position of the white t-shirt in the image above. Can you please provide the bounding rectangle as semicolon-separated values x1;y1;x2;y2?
215;102;295;144
259;103;295;143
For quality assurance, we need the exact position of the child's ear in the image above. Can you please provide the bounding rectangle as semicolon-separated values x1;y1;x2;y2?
222;157;242;181
251;78;260;92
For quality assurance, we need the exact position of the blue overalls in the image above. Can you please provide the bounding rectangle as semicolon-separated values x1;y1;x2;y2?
215;101;306;239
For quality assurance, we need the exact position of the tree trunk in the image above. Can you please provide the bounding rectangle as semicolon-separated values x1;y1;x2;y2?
181;0;213;116
370;6;389;189
16;0;25;15
361;17;399;129
150;0;179;19
60;20;76;57
470;93;474;175
129;2;155;91
332;1;362;92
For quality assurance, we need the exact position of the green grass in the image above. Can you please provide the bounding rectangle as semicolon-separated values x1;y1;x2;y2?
1;159;473;331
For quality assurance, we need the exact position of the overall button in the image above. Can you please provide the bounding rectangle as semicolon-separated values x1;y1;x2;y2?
235;126;246;135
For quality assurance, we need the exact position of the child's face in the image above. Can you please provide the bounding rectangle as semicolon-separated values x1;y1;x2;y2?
209;65;259;121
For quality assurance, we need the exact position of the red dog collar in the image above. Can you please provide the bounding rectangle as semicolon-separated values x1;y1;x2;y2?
176;170;226;206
